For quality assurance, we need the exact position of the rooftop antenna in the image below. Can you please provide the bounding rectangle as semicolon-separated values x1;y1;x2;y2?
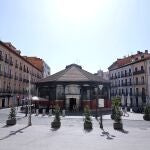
75;59;80;65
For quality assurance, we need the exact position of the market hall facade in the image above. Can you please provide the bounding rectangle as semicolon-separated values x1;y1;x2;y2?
36;64;111;111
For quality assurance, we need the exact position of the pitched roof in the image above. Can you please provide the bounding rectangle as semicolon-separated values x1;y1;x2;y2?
108;50;150;70
38;64;109;83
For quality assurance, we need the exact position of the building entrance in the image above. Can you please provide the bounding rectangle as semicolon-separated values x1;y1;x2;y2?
69;98;76;111
2;98;5;108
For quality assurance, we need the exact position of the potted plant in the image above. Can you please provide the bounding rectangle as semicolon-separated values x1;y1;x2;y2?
112;97;123;130
113;107;123;130
111;97;121;120
143;104;150;121
6;106;16;125
84;105;92;130
111;106;116;120
51;105;61;128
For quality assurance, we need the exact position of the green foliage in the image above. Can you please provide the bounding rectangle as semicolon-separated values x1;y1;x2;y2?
8;106;16;120
143;104;150;121
111;106;116;120
112;97;122;123
84;105;92;123
114;107;122;123
53;105;60;122
112;97;121;107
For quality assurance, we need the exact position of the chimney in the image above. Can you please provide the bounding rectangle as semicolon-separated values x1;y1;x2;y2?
137;51;141;54
145;50;148;54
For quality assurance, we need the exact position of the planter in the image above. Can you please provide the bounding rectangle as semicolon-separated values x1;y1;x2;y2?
6;119;16;126
51;121;61;128
143;115;150;121
84;121;92;130
113;122;123;130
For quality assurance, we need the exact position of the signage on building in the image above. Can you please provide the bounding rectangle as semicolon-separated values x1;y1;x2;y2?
98;99;104;108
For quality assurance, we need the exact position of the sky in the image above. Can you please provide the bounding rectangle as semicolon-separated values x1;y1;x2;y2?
0;0;150;74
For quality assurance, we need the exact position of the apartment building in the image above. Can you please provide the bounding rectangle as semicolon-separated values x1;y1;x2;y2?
108;50;150;108
95;69;109;81
0;41;42;108
23;57;50;78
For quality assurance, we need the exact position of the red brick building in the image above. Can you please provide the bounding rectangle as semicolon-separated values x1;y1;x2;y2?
23;57;50;78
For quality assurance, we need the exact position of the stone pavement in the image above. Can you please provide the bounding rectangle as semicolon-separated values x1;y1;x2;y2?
0;109;150;150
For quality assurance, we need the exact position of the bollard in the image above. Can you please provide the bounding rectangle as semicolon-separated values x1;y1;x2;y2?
62;109;65;117
36;109;39;116
43;109;46;116
49;109;52;116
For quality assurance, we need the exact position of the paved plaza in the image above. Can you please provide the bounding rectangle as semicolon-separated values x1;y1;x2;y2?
0;108;150;150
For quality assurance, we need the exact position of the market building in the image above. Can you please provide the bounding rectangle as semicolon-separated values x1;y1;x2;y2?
36;64;111;111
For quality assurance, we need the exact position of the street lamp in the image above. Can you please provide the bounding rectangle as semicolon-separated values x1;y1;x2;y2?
99;85;103;129
28;74;32;126
95;84;103;121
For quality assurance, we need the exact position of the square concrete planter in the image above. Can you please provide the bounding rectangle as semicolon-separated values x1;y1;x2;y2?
84;122;92;130
51;121;61;128
6;119;16;126
113;122;123;130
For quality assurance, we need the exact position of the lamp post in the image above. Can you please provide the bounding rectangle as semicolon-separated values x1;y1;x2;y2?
95;85;103;120
28;74;32;126
98;85;103;129
95;87;98;120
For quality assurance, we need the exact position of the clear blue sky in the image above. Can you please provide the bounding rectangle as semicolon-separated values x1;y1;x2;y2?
0;0;150;74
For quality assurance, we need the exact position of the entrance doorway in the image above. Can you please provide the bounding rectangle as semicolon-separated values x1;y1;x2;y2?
69;98;76;111
2;98;5;108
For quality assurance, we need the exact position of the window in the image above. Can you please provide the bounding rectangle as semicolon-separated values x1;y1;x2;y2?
130;88;132;96
135;67;138;72
136;77;138;84
121;80;123;86
129;78;132;85
125;70;127;76
122;89;124;94
129;68;131;75
141;76;144;84
136;88;139;95
141;66;144;70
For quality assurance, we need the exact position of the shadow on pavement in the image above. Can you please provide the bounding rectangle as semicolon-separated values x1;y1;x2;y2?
100;128;116;140
0;126;29;141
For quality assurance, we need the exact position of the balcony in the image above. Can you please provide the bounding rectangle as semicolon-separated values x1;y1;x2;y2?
0;70;3;76
10;60;13;66
134;81;145;85
23;68;26;72
133;70;145;75
5;58;9;63
14;76;18;80
15;64;18;68
9;74;13;79
23;79;29;83
19;66;22;70
121;74;125;78
19;77;22;81
0;55;3;61
4;72;10;78
0;88;12;94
